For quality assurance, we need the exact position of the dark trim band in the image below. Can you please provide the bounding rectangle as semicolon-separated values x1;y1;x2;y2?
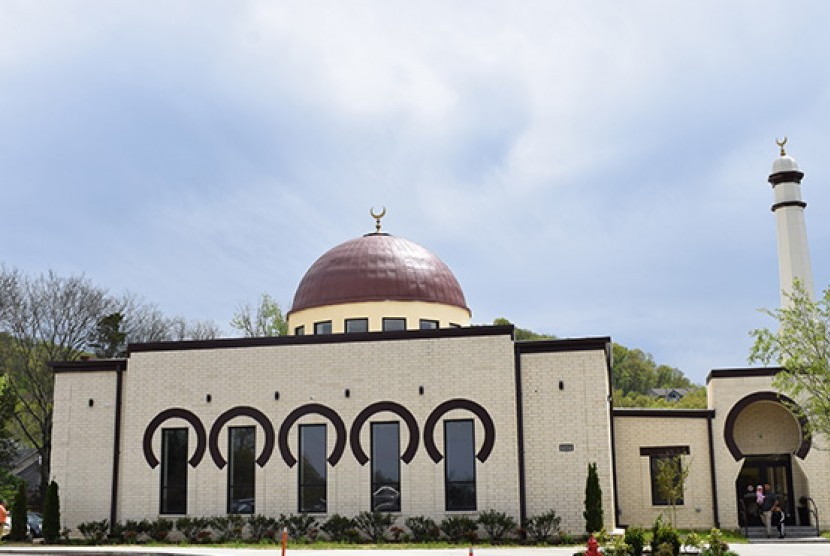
771;200;807;212
516;336;611;354
768;171;804;185
614;408;714;419
349;401;419;465
639;446;690;457
706;367;782;384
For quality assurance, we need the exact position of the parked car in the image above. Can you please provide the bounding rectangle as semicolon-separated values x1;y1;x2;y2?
27;512;43;539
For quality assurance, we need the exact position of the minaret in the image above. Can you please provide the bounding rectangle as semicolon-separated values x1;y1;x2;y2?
768;137;815;305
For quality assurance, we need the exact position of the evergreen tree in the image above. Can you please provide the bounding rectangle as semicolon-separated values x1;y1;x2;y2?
583;462;603;534
9;480;27;541
42;480;60;543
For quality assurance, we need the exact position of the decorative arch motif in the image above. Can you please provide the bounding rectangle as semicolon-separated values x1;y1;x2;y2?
423;398;495;463
143;408;207;469
278;403;347;467
349;401;420;465
208;406;275;469
723;391;811;460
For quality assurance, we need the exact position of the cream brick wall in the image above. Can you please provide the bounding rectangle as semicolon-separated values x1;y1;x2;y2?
56;332;525;529
52;370;119;527
520;348;615;535
708;372;830;529
613;414;713;529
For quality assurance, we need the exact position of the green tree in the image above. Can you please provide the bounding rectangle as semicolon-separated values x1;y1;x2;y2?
492;318;555;341
750;281;830;438
583;462;603;533
654;454;690;527
89;312;128;358
231;293;289;337
42;480;60;543
9;480;27;541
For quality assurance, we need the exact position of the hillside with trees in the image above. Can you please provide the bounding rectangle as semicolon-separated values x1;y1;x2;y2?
493;318;706;408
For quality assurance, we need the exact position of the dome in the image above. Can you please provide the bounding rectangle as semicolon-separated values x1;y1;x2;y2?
290;233;469;314
772;154;799;174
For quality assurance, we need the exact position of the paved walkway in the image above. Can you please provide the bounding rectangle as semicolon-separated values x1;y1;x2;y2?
2;544;830;556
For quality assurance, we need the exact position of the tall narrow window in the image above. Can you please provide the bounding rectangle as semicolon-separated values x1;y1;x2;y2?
228;426;255;514
160;428;187;514
444;419;476;511
299;424;327;513
371;422;401;511
650;455;685;506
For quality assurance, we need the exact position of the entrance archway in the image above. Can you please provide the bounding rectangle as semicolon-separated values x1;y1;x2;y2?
725;392;809;526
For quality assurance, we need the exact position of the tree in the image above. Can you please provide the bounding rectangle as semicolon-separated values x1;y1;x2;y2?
231;293;288;337
89;312;128;358
654;454;690;527
750;281;830;439
492;318;555;341
0;269;112;499
9;480;27;541
42;480;60;543
583;461;603;533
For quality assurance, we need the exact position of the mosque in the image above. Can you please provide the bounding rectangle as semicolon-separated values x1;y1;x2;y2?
51;142;825;536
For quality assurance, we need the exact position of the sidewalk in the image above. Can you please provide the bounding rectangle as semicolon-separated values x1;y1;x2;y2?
2;543;830;556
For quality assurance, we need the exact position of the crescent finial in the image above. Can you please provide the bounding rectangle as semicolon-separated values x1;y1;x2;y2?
775;136;788;157
370;206;386;233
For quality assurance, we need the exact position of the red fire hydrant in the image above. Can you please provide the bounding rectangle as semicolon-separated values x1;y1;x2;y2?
585;534;600;556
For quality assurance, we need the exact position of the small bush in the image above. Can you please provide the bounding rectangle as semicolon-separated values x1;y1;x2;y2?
700;528;738;556
477;509;516;543
405;516;440;542
321;514;356;542
650;516;680;556
175;517;211;543
147;517;173;542
247;514;278;542
440;515;478;542
524;509;562;542
624;527;645;556
354;510;394;542
77;519;109;544
606;535;632;556
282;513;319;540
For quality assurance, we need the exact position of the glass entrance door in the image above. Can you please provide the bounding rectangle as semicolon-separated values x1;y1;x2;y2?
736;455;794;526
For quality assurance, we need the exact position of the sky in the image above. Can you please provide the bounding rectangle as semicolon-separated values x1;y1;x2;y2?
2;2;829;385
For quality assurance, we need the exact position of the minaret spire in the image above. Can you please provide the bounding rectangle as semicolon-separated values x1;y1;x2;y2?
768;138;814;306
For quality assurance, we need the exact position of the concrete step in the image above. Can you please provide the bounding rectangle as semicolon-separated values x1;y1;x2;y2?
745;525;824;542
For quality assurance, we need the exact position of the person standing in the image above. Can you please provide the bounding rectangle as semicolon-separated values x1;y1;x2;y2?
0;500;7;539
742;484;758;525
771;500;786;538
760;483;777;537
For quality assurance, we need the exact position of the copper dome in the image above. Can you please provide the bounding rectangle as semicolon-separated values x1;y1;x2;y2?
290;233;469;314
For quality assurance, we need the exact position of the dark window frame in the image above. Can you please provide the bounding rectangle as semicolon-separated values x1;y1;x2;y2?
648;453;687;507
227;426;256;514
160;427;188;515
314;321;332;335
345;318;369;333
382;317;407;332
419;319;439;330
295;325;305;336
371;421;401;512
444;419;476;511
298;424;327;513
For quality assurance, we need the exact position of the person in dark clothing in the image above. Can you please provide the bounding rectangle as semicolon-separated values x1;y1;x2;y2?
771;500;786;538
760;483;777;537
742;484;758;525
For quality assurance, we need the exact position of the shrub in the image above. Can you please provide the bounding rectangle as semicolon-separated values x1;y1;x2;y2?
524;509;562;542
210;515;245;542
321;514;357;542
247;514;278;542
606;534;632;556
477;509;516;543
9;480;28;541
700;528;738;556
147;517;173;542
283;513;319;540
42;480;61;543
624;527;645;556
112;519;145;543
440;515;478;543
405;516;440;542
77;520;109;544
175;517;211;543
584;462;603;534
650;516;680;556
354;510;394;542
